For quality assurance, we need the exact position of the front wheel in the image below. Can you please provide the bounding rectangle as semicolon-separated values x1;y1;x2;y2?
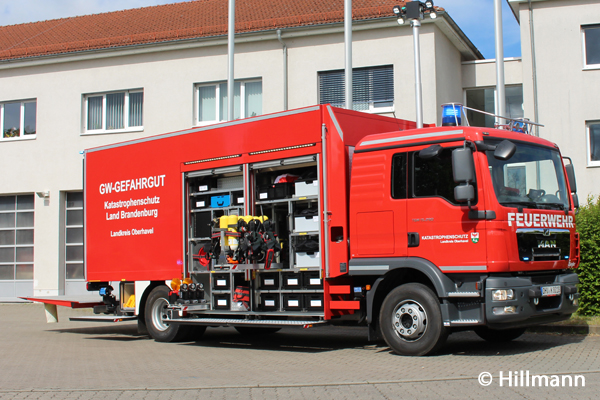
379;283;448;356
145;285;193;342
474;327;526;342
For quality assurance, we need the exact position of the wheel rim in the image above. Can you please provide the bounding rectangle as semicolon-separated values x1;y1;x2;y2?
150;297;169;332
392;300;427;342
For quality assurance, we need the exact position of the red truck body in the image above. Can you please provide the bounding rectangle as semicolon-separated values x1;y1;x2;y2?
80;105;579;356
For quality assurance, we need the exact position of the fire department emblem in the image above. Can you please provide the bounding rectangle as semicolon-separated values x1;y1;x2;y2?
471;232;479;244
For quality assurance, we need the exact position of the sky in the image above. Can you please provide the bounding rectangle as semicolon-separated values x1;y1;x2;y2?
0;0;522;59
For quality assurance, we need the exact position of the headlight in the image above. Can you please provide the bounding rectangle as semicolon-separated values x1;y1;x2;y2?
492;289;514;301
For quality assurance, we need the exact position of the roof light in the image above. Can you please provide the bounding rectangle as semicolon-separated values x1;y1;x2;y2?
392;5;402;15
429;11;437;19
441;103;462;126
425;0;434;8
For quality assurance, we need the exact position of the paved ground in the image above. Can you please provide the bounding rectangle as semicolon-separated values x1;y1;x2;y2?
1;303;599;399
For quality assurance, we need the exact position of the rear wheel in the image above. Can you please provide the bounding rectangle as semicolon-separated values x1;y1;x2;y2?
145;285;193;342
474;327;526;342
234;326;281;335
379;283;448;356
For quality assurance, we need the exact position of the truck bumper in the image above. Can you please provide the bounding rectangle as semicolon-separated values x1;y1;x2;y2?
483;272;579;330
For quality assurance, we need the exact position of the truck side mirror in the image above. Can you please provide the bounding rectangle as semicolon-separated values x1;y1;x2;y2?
565;163;577;193
455;185;475;203
419;144;443;159
494;140;516;160
452;148;474;182
452;148;475;203
571;193;579;209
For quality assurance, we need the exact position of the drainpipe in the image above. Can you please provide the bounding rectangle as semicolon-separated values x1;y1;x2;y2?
528;0;540;136
277;29;288;111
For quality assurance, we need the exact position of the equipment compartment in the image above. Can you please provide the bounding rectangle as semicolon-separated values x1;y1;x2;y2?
260;293;279;311
302;271;323;289
283;294;304;311
304;294;324;311
281;271;302;289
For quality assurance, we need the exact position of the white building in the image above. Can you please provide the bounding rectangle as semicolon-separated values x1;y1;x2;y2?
0;0;597;299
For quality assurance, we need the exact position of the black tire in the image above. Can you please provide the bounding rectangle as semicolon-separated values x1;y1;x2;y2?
379;283;448;356
145;285;192;342
474;327;526;342
234;326;281;336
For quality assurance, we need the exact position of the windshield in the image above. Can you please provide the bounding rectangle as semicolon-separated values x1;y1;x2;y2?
486;141;570;211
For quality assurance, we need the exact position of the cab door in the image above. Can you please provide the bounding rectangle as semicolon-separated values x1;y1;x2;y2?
406;146;487;273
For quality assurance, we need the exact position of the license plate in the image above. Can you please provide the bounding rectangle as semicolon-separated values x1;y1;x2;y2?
541;285;562;297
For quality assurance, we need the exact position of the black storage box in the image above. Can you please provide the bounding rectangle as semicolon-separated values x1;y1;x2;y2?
232;190;245;205
281;271;302;289
256;182;295;200
212;273;230;290
304;294;324;311
192;195;209;210
260;293;279;311
283;294;304;311
213;293;230;310
193;212;212;239
259;272;280;290
302;271;323;289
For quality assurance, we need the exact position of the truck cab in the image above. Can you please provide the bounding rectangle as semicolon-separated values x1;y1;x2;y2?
348;124;579;355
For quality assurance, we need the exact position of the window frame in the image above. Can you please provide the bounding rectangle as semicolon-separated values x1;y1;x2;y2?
0;99;37;142
586;120;600;167
463;85;524;128
0;195;34;281
83;89;144;135
318;65;395;114
194;79;263;126
64;192;85;281
582;24;600;70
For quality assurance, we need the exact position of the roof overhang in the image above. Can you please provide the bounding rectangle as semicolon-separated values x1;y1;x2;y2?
0;12;482;70
508;0;551;23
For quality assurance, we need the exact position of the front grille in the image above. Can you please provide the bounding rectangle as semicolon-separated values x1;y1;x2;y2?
517;229;570;262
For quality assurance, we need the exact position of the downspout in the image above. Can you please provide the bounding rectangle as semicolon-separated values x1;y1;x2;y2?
528;0;540;136
276;29;288;111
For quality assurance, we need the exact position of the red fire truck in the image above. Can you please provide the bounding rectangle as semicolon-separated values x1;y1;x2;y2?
33;104;581;356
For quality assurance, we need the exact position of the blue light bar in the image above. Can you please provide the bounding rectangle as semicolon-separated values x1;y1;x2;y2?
442;104;462;126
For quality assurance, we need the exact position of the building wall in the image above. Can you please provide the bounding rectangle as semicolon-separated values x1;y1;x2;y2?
516;0;600;198
0;18;470;298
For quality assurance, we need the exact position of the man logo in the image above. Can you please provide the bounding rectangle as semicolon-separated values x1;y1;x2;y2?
543;229;551;237
471;232;479;244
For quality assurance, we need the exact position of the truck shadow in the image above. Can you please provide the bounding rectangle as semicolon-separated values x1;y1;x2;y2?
185;327;587;356
435;330;586;357
48;325;587;355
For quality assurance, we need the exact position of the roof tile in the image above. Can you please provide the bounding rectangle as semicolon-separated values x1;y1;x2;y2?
0;0;415;61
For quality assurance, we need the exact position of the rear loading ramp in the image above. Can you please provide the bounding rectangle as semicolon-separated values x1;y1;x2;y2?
20;296;104;323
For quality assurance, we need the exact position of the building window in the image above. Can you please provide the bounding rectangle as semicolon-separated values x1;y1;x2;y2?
587;122;600;167
583;25;600;67
318;65;394;112
1;100;36;141
196;80;262;125
84;90;143;133
465;85;523;128
0;195;34;281
64;192;84;280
